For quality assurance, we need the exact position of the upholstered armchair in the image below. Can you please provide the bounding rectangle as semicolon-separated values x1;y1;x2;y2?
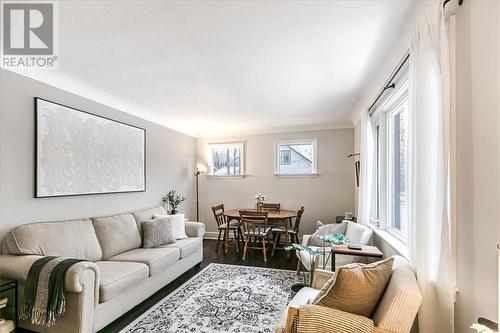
276;256;422;333
297;221;373;271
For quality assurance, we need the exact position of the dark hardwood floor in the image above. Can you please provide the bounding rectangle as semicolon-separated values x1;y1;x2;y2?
99;239;298;333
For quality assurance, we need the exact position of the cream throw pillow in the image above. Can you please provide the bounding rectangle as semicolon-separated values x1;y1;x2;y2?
153;214;187;239
141;218;176;248
313;257;394;317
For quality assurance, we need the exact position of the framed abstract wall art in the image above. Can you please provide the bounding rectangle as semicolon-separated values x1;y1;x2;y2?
35;98;146;197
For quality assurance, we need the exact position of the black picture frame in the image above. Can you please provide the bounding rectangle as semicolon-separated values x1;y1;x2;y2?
35;97;146;198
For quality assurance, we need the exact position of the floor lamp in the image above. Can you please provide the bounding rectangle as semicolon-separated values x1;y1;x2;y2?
195;166;206;222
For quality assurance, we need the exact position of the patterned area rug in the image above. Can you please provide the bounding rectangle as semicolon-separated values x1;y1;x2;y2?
121;263;297;333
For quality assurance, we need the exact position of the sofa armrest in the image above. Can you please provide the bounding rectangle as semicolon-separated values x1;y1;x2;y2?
185;221;206;237
311;269;335;289
0;254;100;306
284;304;374;333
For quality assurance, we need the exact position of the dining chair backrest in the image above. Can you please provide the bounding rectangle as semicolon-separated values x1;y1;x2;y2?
239;210;269;235
293;206;305;233
212;204;226;227
261;202;280;211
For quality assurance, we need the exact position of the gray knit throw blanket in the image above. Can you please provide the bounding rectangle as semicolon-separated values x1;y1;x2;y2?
20;256;85;327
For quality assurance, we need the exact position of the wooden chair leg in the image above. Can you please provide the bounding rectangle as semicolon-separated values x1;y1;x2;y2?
262;238;267;263
242;237;249;260
216;230;222;253
271;233;279;257
233;229;240;253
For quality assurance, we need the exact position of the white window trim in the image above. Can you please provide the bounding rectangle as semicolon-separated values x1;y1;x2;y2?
369;71;410;250
207;142;245;178
274;139;318;176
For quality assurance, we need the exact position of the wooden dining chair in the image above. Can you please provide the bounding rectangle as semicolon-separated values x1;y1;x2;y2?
271;206;304;256
239;210;271;262
212;204;242;253
261;202;281;211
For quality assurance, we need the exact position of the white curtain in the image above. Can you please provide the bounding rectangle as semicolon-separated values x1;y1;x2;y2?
357;108;374;226
408;3;454;332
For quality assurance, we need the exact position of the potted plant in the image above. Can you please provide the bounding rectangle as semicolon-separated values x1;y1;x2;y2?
162;190;186;215
254;193;266;210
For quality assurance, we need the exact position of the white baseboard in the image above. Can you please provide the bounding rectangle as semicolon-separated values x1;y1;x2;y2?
203;231;220;240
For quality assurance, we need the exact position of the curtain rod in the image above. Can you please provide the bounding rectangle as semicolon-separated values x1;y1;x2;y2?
443;0;463;8
368;52;410;115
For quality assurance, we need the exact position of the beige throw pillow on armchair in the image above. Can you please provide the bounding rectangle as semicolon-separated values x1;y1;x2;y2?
313;257;394;317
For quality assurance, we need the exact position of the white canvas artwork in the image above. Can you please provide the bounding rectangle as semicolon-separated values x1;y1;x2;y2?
36;98;146;197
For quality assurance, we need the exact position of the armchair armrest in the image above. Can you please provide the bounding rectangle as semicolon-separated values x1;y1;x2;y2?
311;269;335;289
284;304;374;333
185;221;206;237
0;254;100;306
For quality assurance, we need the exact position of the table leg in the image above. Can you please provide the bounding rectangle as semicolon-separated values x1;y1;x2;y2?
331;250;336;272
224;218;230;255
15;280;18;329
284;218;289;246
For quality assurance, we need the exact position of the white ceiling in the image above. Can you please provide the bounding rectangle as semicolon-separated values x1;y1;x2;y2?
13;0;417;138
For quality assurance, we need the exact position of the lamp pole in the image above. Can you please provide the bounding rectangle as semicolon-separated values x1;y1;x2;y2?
196;170;200;222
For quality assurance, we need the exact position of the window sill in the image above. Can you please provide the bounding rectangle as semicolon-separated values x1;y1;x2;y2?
206;174;245;179
369;226;409;260
274;173;319;178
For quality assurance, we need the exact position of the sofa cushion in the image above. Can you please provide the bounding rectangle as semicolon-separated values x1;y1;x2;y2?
92;213;142;259
141;218;176;248
107;247;180;276
159;237;201;258
277;287;320;329
153;214;187;240
95;261;149;303
5;219;102;261
132;206;167;231
313;257;394;317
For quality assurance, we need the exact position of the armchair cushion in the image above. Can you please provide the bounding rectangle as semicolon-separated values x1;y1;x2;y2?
345;221;373;245
308;221;348;246
313;257;394;317
296;305;374;333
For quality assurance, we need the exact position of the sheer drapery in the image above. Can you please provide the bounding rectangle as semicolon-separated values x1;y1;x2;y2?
408;3;454;332
357;108;374;226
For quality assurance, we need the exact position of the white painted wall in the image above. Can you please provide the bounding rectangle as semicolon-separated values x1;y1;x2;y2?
454;1;500;330
0;70;197;240
196;129;355;237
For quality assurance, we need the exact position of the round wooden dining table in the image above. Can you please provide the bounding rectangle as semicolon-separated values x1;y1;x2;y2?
222;209;298;255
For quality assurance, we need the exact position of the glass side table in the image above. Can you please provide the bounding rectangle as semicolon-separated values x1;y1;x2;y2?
0;278;18;332
317;233;348;269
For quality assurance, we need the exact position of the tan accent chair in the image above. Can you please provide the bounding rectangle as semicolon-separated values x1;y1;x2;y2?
276;256;422;333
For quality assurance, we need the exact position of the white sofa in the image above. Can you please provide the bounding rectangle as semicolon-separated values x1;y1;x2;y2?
297;220;373;271
0;206;205;333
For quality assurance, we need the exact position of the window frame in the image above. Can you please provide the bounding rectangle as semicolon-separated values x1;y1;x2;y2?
274;139;318;177
207;142;246;178
369;75;410;245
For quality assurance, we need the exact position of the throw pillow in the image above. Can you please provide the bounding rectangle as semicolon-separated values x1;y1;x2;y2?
313;257;394;317
308;221;348;246
153;214;188;239
141;218;176;248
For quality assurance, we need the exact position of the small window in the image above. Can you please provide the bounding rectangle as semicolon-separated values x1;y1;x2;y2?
275;140;317;175
208;142;245;177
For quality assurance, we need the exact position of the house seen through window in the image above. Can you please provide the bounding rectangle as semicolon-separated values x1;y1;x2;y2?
276;140;317;175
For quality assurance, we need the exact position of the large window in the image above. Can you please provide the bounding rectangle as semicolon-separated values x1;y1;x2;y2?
370;78;409;242
208;142;245;177
387;101;408;238
275;140;317;175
